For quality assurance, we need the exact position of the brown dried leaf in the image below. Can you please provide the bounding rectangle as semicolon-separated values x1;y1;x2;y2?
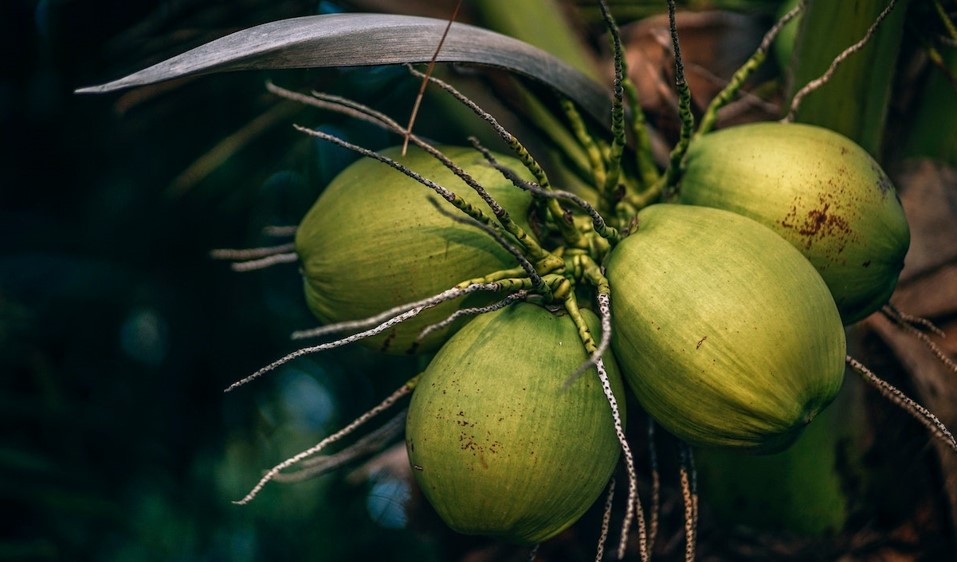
895;159;957;283
620;10;777;132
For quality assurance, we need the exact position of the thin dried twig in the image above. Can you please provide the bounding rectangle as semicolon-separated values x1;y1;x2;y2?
402;0;462;155
209;242;299;271
225;283;504;392
786;0;900;121
596;479;616;562
678;442;698;562
847;356;957;453
882;306;957;374
272;410;407;482
234;376;418;504
470;138;620;243
415;291;528;343
210;242;296;261
595;355;647;561
291;282;505;341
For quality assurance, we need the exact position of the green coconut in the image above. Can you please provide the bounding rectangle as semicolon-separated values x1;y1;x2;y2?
295;145;535;354
678;122;910;324
405;302;625;545
606;204;846;453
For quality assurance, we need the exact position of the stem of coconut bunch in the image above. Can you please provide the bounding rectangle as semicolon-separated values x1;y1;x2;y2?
655;0;695;199
560;98;611;201
469;137;621;246
269;82;546;256
271;409;407;483
288;278;529;342
596;0;628;203
587;0;662;223
595;478;617;561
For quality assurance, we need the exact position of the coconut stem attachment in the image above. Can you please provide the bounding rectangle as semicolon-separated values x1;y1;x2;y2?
785;0;900;122
564;290;613;387
291;283;505;341
262;225;297;237
233;375;419;505
210;242;296;261
292;125;503;231
401;0;462;155
596;356;647;561
563;290;646;560
847;356;957;453
471;138;621;244
622;82;661;194
561;98;609;195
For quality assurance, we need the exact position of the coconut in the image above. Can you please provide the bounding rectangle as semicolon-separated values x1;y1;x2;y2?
606;204;846;453
405;302;624;545
678;122;910;324
295;145;535;353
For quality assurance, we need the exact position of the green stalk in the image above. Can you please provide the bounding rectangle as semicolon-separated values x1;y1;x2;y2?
660;0;695;196
787;0;909;156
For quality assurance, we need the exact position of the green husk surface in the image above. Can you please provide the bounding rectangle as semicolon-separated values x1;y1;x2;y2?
405;302;624;545
678;122;910;324
606;204;846;452
295;145;534;354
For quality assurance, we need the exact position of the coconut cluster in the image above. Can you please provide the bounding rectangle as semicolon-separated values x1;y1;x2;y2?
287;122;908;543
